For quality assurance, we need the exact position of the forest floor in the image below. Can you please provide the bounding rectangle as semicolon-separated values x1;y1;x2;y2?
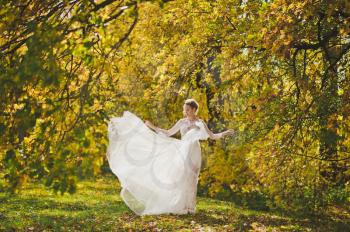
0;175;349;232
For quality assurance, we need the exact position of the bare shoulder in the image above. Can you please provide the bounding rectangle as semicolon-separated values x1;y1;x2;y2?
195;118;206;125
198;119;208;127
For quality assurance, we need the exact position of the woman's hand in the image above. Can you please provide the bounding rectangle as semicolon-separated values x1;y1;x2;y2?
145;120;158;131
145;120;162;133
223;129;235;137
144;120;153;127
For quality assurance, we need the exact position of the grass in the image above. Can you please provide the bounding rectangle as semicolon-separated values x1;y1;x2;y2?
0;175;349;231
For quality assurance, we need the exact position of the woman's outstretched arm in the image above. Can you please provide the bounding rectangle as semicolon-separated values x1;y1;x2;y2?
200;120;235;140
145;119;184;137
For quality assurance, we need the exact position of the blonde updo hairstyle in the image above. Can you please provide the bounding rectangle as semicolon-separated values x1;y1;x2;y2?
184;98;199;115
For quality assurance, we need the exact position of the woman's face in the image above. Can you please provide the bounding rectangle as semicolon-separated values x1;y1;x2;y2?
183;104;196;117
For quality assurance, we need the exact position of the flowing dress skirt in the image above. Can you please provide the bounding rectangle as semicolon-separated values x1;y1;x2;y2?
106;111;208;216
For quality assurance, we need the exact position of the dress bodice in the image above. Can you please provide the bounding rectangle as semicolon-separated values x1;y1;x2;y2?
179;119;202;138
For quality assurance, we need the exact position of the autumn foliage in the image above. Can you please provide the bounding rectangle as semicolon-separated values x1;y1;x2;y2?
1;0;349;212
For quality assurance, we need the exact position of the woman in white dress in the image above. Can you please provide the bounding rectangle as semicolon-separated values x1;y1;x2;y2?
106;99;234;216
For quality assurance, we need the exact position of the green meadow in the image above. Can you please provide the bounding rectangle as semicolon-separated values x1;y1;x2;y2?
1;175;348;232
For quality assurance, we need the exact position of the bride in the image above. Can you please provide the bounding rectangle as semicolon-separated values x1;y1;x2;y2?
106;99;234;216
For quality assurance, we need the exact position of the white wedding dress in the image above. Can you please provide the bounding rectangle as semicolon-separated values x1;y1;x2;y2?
106;111;220;216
